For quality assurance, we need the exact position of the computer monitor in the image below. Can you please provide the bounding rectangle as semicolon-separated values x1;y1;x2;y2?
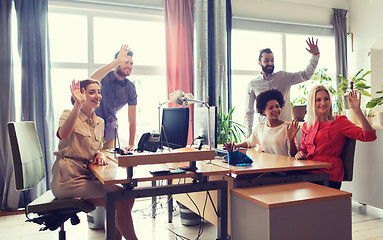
193;106;217;149
161;107;189;149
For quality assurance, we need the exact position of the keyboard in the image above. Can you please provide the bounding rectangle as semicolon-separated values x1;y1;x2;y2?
149;170;171;176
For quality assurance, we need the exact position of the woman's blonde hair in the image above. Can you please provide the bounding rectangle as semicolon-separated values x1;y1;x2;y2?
306;85;334;127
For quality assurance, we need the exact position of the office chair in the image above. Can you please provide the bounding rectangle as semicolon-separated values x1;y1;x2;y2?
7;121;96;240
340;137;357;181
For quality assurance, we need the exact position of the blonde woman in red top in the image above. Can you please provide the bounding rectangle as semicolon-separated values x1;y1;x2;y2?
295;85;377;189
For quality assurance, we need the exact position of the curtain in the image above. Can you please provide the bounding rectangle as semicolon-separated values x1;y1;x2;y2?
332;8;348;84
0;0;17;210
164;0;194;143
14;0;54;201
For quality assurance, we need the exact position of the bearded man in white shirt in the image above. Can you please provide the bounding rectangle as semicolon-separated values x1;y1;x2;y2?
244;37;320;137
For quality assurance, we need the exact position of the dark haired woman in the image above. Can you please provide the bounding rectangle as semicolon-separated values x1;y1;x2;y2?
235;89;300;156
51;79;138;240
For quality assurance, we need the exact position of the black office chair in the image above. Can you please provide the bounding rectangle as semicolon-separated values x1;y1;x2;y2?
340;137;357;181
7;121;95;240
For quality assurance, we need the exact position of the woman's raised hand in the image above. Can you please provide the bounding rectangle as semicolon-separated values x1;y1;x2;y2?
116;44;131;63
287;119;300;141
70;80;86;106
348;90;362;111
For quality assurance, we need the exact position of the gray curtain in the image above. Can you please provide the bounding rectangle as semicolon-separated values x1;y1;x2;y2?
14;0;55;202
332;8;348;84
0;0;17;210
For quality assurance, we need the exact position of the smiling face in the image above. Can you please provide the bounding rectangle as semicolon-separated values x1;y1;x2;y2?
115;56;133;79
262;99;281;121
84;83;102;109
314;90;331;118
259;52;274;75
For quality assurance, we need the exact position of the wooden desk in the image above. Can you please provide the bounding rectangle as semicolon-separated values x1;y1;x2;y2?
89;148;230;240
212;148;332;175
174;148;332;231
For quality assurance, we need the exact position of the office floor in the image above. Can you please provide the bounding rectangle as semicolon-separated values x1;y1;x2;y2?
1;199;383;240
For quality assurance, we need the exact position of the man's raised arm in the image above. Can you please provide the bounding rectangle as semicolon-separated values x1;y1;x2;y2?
90;44;130;81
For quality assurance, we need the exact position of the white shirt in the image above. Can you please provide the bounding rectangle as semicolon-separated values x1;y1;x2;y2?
245;122;293;156
244;54;320;136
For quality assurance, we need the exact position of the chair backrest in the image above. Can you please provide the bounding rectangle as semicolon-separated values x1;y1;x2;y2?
7;122;45;191
340;137;356;181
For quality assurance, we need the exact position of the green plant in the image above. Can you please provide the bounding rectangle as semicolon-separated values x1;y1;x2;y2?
363;108;375;117
216;98;246;144
290;85;308;107
335;69;371;114
290;68;338;109
337;69;371;97
366;85;383;109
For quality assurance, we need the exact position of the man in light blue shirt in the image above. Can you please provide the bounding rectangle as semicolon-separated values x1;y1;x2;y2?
91;44;137;150
244;37;320;137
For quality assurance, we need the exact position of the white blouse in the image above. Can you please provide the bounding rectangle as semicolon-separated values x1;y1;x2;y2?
245;122;294;156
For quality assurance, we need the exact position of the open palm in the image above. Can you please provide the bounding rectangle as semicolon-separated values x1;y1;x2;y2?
305;37;320;55
70;80;86;105
287;120;300;141
116;44;131;63
348;90;361;110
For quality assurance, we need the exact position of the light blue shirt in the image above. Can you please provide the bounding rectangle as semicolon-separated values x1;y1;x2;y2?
95;71;137;140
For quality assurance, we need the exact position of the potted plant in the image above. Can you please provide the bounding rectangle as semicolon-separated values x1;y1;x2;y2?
363;109;375;125
337;69;371;98
366;85;383;126
290;87;308;122
217;97;246;144
336;69;372;123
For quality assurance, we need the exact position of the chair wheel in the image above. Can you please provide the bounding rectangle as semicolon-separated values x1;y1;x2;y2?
70;214;80;225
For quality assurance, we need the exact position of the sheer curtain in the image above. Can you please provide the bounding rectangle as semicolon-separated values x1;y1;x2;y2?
0;0;17;210
332;8;348;84
14;0;54;201
0;0;54;210
164;0;194;143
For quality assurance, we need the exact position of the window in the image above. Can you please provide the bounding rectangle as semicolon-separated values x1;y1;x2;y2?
48;3;167;148
231;25;336;126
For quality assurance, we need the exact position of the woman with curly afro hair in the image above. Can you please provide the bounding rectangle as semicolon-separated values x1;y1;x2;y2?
235;89;300;156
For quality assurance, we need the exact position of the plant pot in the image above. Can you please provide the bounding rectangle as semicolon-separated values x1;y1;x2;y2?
378;112;383;126
291;105;306;122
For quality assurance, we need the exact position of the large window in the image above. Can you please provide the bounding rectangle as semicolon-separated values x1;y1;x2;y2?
231;24;336;126
48;3;167;148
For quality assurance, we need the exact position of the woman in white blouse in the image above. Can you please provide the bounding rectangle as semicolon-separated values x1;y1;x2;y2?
235;89;300;156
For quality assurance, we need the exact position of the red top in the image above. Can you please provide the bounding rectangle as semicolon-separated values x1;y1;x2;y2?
301;115;377;182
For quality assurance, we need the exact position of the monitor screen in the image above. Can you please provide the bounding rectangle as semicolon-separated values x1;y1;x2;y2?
161;107;189;149
193;106;217;149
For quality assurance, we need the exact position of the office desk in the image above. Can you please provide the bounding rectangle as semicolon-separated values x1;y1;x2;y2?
212;148;331;175
174;148;332;228
89;148;230;240
210;148;331;187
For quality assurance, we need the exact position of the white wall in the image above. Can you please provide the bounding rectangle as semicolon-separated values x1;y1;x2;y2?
232;0;349;26
349;0;383;113
370;49;383;113
349;0;383;52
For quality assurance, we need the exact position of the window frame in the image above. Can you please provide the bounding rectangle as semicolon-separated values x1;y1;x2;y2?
48;2;168;146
